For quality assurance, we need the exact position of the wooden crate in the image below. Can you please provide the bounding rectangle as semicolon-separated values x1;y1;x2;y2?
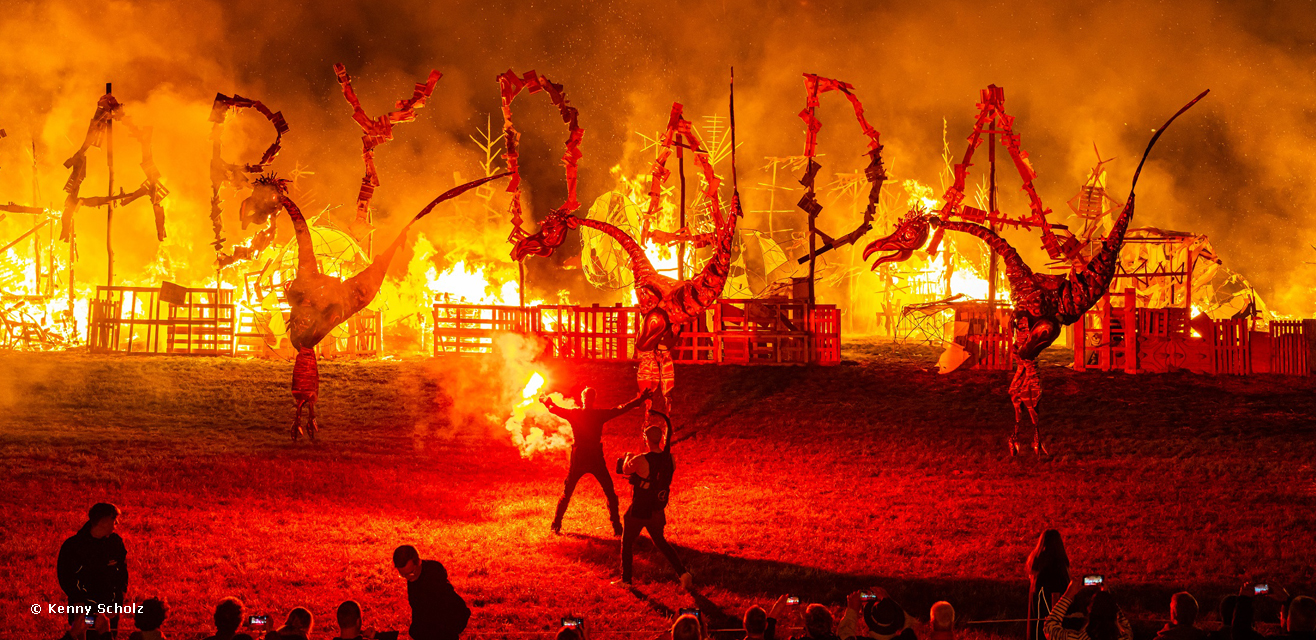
1269;320;1308;376
1212;318;1251;375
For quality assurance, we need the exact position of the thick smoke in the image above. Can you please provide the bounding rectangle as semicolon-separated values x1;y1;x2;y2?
1;0;1315;313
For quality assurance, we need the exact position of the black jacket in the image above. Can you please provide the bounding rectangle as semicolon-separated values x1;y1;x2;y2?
407;559;471;640
56;524;128;606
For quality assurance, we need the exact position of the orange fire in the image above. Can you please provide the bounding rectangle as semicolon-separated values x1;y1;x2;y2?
503;370;574;458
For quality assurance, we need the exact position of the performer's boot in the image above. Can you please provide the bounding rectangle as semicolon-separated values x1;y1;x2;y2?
292;402;304;441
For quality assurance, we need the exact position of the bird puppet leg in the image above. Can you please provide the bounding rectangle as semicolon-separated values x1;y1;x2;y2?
1009;359;1044;455
291;346;319;441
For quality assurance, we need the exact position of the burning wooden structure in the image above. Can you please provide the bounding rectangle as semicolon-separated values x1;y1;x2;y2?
432;298;841;365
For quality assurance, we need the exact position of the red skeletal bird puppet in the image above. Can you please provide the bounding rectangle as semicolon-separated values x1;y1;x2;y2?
863;90;1208;455
512;196;742;356
279;172;510;440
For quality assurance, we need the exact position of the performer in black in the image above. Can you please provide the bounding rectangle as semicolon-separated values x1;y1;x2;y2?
619;411;690;588
544;386;653;535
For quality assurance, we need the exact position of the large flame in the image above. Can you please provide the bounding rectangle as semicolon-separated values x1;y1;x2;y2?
502;370;575;458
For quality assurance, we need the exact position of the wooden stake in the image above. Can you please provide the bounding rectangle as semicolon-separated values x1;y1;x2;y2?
105;82;115;287
677;145;686;281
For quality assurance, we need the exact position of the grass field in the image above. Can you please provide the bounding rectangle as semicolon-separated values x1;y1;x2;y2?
3;340;1315;639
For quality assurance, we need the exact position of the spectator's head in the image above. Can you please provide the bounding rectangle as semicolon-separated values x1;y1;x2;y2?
135;597;167;632
931;601;955;631
805;604;835;638
87;503;120;538
1284;596;1316;634
579;387;597;408
673;614;702;640
1221;596;1239;626
280;607;313;637
394;544;422;582
556;628;582;640
644;424;664;451
1085;590;1121;640
214;597;244;636
744;605;767;637
1171;592;1200;626
1029;529;1068;572
336;600;362;636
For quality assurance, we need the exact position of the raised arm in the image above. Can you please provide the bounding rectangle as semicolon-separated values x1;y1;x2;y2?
663;411;673;454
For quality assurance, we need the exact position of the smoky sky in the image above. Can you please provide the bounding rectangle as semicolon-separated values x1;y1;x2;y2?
2;0;1315;311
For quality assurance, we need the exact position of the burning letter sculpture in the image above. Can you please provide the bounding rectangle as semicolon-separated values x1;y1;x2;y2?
276;172;509;440
864;90;1209;455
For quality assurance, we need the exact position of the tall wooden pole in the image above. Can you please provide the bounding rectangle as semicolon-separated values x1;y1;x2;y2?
987;114;999;332
677;145;686;281
31;139;41;295
105;82;115;287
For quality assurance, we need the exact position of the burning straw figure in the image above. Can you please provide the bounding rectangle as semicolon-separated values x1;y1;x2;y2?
863;90;1209;455
275;172;508;440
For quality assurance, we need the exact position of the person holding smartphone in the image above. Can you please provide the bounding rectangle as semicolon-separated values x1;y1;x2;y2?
1043;577;1132;640
544;387;653;535
201;597;253;640
618;411;690;588
58;504;128;637
839;588;916;640
56;612;112;640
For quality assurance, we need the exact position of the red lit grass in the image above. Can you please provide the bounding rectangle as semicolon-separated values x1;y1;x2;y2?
2;340;1314;638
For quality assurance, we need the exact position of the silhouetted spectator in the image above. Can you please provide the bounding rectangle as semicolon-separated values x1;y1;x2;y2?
332;599;399;640
746;606;768;640
555;619;590;640
1272;596;1316;640
672;613;704;640
1044;580;1131;640
798;604;841;640
1209;597;1240;640
202;597;253;640
930;601;955;640
1154;593;1208;640
273;607;313;640
840;588;916;640
394;545;470;640
58;503;128;635
1029;530;1071;640
127;597;167;640
1213;597;1265;640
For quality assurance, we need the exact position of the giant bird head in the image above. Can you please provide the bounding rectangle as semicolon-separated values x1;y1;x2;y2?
863;207;932;269
239;173;290;230
511;207;579;261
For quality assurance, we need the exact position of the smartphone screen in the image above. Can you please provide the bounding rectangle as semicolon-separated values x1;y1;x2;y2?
561;617;583;628
249;615;269;628
786;596;800;605
1084;575;1104;586
860;591;879;601
679;607;701;620
1254;584;1269;595
84;614;97;626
